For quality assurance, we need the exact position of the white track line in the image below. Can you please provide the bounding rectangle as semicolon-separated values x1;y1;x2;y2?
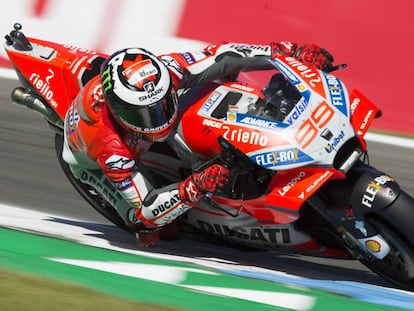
365;132;414;149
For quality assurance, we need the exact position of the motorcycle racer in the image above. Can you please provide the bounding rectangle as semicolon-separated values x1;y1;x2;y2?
62;41;334;246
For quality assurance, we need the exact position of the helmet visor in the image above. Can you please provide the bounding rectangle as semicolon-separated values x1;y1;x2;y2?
111;90;178;135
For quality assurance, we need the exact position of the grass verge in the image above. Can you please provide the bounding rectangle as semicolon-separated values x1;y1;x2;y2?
0;269;180;311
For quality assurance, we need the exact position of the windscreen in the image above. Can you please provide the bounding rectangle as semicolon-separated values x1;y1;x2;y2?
239;69;303;123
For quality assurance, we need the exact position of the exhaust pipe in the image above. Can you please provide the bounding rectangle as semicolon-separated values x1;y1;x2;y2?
11;87;64;128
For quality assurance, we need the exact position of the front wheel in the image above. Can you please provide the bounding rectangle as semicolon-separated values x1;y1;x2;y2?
54;133;130;232
361;216;414;290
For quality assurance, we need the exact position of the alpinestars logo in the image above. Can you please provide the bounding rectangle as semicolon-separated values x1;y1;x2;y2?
230;44;269;57
105;155;135;170
185;180;199;203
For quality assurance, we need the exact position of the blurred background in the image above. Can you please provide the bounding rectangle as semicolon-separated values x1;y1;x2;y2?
1;0;412;135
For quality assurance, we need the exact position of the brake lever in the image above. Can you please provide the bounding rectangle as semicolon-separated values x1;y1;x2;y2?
326;63;347;73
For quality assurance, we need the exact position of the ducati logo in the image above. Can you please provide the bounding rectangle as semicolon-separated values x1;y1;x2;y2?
123;59;158;88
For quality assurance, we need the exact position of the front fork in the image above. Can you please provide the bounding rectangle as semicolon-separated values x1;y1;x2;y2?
309;164;399;260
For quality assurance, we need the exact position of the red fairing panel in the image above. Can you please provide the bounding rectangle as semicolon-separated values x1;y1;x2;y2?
5;37;108;119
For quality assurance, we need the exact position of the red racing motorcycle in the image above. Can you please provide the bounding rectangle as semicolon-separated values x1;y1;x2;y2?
4;23;414;290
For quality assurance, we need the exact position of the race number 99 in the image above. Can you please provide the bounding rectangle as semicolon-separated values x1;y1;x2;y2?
294;101;334;148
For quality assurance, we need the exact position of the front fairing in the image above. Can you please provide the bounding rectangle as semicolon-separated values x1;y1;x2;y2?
179;56;356;171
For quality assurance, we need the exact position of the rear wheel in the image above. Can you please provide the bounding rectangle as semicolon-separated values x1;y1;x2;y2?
54;133;130;231
361;217;414;290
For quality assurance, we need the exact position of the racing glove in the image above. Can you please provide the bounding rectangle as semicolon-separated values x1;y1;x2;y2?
271;42;334;72
179;164;231;206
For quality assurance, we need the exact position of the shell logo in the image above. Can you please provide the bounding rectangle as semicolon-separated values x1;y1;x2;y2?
365;239;381;253
227;113;237;122
298;84;306;91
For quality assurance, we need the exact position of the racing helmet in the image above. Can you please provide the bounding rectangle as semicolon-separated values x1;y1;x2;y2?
100;47;178;142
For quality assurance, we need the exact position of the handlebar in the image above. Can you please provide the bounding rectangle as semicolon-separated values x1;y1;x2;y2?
192;136;255;175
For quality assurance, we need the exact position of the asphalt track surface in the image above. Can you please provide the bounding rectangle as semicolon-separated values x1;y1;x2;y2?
1;77;414;290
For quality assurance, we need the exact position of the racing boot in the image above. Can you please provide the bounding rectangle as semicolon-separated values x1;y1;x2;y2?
160;219;181;241
135;229;161;247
